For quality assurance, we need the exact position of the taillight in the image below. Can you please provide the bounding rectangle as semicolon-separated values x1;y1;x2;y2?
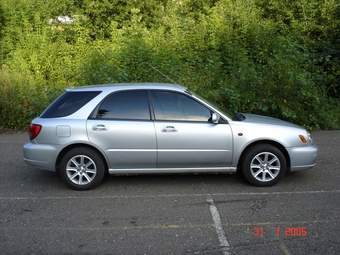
29;124;42;140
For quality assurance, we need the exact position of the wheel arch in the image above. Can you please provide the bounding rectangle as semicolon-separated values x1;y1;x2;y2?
55;143;108;173
237;140;291;172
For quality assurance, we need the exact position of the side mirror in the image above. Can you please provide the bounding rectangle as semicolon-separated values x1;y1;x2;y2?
211;112;220;124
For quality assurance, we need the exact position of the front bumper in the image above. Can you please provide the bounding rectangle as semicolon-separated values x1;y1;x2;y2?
287;144;318;171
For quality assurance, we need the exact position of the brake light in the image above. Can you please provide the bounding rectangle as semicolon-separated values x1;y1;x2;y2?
29;124;42;140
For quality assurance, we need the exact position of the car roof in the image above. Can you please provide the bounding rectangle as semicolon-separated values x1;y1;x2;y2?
65;83;187;92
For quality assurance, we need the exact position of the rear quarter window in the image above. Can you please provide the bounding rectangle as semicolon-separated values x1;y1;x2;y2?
41;91;101;118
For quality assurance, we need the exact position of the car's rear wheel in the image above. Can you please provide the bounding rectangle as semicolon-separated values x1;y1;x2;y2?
241;144;287;187
60;147;105;190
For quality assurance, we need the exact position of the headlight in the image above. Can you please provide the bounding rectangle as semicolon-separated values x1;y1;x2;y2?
306;131;313;144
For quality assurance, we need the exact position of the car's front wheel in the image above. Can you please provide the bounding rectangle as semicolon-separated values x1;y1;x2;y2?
241;144;287;187
60;147;105;190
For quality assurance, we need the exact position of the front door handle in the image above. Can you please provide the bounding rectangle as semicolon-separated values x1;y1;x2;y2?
161;126;177;132
93;124;108;131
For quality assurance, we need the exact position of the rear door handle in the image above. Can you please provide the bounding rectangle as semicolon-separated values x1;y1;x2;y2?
93;124;108;131
161;126;177;132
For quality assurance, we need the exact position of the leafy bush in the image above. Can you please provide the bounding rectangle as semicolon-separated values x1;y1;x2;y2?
0;0;339;130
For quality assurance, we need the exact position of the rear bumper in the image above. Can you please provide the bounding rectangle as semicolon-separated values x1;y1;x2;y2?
287;144;318;171
23;142;60;171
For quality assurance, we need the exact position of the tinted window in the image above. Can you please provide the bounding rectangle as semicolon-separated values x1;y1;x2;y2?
41;91;101;118
97;91;150;120
150;91;211;121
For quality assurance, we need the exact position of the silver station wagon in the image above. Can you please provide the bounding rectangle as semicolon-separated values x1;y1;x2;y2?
23;83;318;190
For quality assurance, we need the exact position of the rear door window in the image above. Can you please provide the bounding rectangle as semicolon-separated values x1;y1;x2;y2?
41;91;101;118
96;90;150;120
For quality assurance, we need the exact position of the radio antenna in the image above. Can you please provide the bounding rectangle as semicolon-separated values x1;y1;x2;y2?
145;62;178;85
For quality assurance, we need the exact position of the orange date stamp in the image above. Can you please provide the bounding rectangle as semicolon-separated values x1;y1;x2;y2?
254;226;307;237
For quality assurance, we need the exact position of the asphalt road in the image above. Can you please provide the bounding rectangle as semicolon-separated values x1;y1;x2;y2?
0;131;339;255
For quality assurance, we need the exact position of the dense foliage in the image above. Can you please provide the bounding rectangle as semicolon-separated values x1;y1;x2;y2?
1;0;339;130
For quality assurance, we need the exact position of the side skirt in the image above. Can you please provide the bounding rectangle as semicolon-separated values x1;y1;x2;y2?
108;167;237;175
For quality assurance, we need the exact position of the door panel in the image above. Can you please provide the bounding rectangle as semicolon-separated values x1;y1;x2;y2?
154;121;232;168
87;120;157;169
87;90;156;169
149;90;233;168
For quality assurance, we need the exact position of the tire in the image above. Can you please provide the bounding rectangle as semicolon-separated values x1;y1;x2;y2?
60;147;105;190
241;144;287;187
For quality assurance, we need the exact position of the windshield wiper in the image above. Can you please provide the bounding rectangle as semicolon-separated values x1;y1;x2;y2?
234;112;246;121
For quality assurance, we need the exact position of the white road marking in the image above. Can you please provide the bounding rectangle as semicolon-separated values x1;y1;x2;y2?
206;194;230;255
0;189;339;200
